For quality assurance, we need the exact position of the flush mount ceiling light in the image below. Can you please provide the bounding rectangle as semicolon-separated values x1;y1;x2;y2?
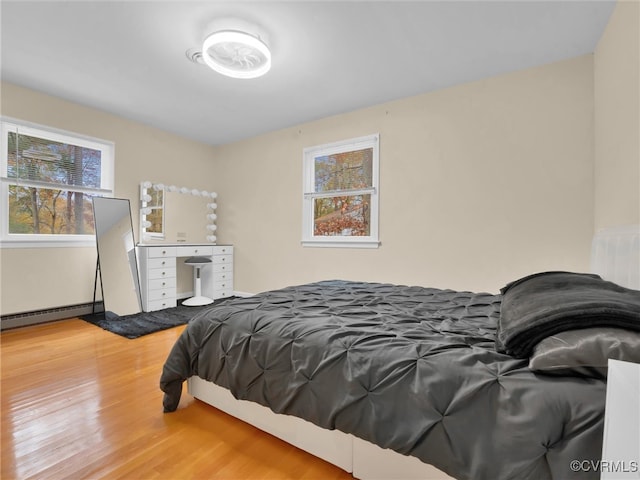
201;30;271;79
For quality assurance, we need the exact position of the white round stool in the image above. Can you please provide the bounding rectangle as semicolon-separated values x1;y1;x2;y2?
182;256;214;306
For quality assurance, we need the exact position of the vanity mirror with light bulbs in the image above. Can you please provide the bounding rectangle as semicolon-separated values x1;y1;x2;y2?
139;181;218;244
136;181;233;312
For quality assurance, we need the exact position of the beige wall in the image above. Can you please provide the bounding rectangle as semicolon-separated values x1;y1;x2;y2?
216;55;595;295
0;82;217;315
6;3;636;315
594;0;640;229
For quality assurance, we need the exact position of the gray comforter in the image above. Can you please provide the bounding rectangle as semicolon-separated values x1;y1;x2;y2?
160;280;606;480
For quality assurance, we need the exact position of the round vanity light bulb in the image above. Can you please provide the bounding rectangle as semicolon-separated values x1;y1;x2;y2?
206;224;217;231
207;213;217;221
191;189;201;196
210;192;218;200
201;190;210;197
142;220;152;228
141;207;152;215
153;183;164;191
207;235;217;243
142;181;152;188
180;187;190;194
207;202;218;210
142;194;152;202
167;185;177;192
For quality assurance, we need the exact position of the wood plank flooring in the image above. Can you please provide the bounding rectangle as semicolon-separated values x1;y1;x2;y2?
1;319;352;479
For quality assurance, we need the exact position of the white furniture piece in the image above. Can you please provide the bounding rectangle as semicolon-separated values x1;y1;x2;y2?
182;257;214;307
137;244;233;312
188;376;454;480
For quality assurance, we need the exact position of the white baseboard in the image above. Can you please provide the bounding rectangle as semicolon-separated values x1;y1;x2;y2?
233;291;255;297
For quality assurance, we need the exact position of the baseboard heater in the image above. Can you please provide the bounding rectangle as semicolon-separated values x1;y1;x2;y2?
2;291;251;331
0;302;104;330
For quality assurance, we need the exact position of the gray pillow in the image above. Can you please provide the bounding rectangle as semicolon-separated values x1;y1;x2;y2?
529;327;640;378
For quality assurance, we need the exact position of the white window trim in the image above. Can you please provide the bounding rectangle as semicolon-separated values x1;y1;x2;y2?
302;133;380;248
0;117;114;248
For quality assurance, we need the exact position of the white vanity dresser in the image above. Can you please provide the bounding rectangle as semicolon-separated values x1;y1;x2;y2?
137;243;233;312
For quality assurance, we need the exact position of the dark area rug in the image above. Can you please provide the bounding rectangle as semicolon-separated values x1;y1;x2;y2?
81;297;237;339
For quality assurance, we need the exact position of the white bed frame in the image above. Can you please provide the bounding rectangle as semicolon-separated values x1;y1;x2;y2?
187;224;639;480
187;376;454;479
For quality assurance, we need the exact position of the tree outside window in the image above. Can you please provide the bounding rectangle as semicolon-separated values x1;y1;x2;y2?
1;119;114;247
302;134;379;248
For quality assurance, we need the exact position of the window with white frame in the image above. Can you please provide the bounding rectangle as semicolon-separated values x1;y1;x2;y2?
302;134;380;248
1;118;114;247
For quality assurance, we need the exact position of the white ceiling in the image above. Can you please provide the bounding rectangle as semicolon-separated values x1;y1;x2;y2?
1;1;615;146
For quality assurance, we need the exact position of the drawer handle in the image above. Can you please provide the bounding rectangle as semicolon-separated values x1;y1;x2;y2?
162;292;166;297
222;248;226;253
195;249;198;253
162;282;166;286
162;261;166;265
162;271;166;276
162;250;166;255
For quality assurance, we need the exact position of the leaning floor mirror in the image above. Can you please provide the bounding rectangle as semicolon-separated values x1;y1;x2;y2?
92;197;143;316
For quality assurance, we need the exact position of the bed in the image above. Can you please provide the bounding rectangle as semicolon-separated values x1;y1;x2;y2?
160;225;640;480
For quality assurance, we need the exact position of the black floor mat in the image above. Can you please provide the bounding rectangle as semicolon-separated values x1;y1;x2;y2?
81;297;236;339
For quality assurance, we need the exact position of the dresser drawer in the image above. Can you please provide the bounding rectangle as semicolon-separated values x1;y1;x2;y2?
211;254;232;265
213;278;233;291
213;245;233;255
177;245;214;257
213;286;234;299
214;271;233;282
145;246;177;258
148;298;177;311
148;277;177;291
147;257;174;269
147;267;176;280
148;288;176;302
212;263;232;274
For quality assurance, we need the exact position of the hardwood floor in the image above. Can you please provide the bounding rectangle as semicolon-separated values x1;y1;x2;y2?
1;319;352;479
